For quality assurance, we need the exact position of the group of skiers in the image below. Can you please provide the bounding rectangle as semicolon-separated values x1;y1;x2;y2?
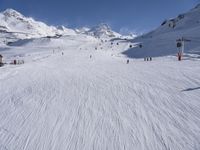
144;57;152;61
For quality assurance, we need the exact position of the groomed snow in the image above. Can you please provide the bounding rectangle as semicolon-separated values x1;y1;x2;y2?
0;36;200;150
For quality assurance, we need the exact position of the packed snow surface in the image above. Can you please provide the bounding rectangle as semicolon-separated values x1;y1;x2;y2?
0;35;200;150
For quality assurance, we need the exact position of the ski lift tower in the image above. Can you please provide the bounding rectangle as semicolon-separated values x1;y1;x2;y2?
176;37;191;55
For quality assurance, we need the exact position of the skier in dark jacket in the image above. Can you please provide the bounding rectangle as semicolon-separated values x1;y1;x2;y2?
127;59;130;64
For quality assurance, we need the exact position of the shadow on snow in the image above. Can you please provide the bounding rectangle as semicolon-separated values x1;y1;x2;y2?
182;87;200;92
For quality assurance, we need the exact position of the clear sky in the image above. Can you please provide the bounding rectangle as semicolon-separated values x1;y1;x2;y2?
0;0;200;34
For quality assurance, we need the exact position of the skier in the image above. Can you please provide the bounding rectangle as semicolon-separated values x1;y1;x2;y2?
90;55;92;59
178;52;182;61
127;59;129;64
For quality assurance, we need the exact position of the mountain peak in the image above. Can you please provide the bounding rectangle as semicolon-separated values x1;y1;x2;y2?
3;8;23;18
85;23;120;39
57;25;66;31
92;23;111;31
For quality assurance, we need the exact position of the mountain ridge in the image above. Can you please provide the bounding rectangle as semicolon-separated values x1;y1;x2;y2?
0;9;123;42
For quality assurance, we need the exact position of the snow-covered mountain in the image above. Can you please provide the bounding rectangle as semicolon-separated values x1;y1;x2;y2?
0;9;58;38
0;9;77;45
145;4;200;37
123;4;200;58
84;23;121;39
0;9;122;46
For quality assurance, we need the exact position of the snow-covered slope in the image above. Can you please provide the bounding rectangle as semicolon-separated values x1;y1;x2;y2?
121;34;137;40
123;4;200;58
0;33;200;150
85;23;121;39
57;25;77;36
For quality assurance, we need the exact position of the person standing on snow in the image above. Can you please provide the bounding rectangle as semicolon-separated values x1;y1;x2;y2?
127;59;130;64
178;51;182;61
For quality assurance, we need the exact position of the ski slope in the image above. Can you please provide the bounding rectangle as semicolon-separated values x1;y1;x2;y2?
124;4;200;58
0;36;200;150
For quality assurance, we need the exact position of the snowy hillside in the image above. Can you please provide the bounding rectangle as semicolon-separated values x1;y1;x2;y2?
57;25;77;36
123;4;200;58
84;23;121;39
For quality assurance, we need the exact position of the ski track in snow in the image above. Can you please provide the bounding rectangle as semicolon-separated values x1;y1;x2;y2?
0;41;200;150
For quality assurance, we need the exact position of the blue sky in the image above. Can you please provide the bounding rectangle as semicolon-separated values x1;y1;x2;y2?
0;0;200;34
